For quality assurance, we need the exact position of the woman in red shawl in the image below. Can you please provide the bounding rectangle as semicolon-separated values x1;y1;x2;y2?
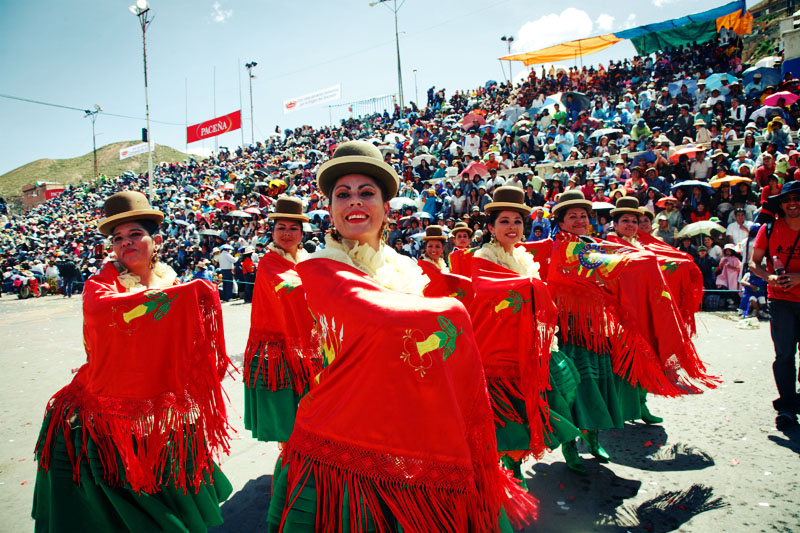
468;186;582;481
32;191;232;531
448;221;475;276
243;197;321;444
267;141;535;532
418;224;449;273
547;191;716;473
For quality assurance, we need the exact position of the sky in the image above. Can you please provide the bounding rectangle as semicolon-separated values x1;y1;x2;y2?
0;0;756;177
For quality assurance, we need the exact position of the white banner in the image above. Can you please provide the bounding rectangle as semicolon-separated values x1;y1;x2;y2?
283;84;341;114
119;142;150;160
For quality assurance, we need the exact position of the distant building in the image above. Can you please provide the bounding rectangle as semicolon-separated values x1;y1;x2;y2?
21;182;64;211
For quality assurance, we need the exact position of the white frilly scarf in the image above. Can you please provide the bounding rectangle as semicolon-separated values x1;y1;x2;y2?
420;255;448;272
474;241;541;280
311;238;429;295
268;242;309;264
116;261;178;292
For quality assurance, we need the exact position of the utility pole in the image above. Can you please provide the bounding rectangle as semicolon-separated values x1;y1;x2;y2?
246;61;258;145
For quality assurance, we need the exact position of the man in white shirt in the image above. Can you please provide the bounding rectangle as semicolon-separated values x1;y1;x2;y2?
463;130;481;157
689;150;713;181
726;208;753;244
217;246;236;302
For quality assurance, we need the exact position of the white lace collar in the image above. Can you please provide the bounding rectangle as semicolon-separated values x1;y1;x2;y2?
311;238;429;295
268;242;308;264
115;261;178;292
420;255;448;272
475;241;540;279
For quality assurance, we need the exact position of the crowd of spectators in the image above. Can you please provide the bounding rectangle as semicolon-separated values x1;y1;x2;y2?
0;33;794;315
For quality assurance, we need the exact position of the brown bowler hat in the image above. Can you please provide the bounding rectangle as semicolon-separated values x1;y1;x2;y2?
451;221;473;236
551;190;593;218
97;191;164;235
267;196;309;222
316;140;400;199
421;225;447;241
610;196;643;217
484;186;532;217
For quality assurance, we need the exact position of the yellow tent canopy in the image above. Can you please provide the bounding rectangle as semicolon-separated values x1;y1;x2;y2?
499;34;622;66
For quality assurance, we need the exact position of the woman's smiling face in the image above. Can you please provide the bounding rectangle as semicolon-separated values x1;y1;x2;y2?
489;210;524;250
329;174;389;249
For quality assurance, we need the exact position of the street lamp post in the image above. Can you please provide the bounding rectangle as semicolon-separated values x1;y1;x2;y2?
370;0;405;118
245;61;257;145
501;35;515;83
84;105;103;180
413;69;418;109
129;0;154;200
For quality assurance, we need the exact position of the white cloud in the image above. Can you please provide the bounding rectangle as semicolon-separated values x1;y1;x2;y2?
511;8;593;54
653;0;679;7
596;14;615;33
211;1;232;23
625;13;638;29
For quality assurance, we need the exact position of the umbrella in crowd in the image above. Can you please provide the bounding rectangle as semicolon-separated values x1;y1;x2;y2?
754;56;781;68
560;91;591;110
384;133;406;144
226;210;251;218
703;72;739;91
216;200;236;211
656;196;679;208
589;128;623;140
668;79;698;97
218;183;235;191
460;161;489;178
764;91;799;107
269;179;287;187
672;180;715;194
669;146;704;163
389;197;419;211
484;80;498;89
302;223;321;233
173;219;190;226
377;145;399;155
411;154;436;166
677;220;726;238
461;112;486;130
479;124;498;134
742;66;780;88
592;202;615;211
199;229;221;237
749;105;784;122
243;207;262;215
709;176;752;188
307;209;330;219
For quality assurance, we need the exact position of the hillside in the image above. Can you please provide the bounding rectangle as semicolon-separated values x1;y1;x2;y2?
0;141;197;199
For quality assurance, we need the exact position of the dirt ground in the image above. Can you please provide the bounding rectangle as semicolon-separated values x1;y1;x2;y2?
1;295;798;532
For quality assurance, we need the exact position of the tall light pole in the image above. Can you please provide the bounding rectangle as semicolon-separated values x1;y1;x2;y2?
129;0;154;200
245;61;257;145
370;0;405;118
84;105;103;180
413;69;418;108
501;35;515;83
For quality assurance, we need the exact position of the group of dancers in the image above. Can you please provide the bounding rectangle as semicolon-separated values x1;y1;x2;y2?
32;140;717;532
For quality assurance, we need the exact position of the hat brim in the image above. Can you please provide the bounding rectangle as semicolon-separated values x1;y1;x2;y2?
610;207;643;217
484;202;532;217
552;199;593;217
267;213;310;222
97;209;164;235
317;156;399;199
421;236;448;241
452;227;473;236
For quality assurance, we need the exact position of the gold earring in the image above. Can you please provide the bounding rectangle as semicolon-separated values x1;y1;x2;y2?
150;251;158;269
490;233;497;243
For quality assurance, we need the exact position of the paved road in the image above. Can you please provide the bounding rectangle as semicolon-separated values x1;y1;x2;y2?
0;295;797;532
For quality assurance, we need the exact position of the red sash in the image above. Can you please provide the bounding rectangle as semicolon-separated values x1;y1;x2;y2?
548;232;717;396
517;239;554;281
244;251;321;394
37;263;231;493
448;247;478;277
277;258;536;532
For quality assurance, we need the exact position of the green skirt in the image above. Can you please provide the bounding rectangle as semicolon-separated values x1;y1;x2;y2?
243;348;301;443
266;458;514;533
559;342;641;431
491;351;584;453
32;414;232;533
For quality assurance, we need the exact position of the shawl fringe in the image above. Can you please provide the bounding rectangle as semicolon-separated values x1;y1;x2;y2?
550;282;717;396
243;329;322;394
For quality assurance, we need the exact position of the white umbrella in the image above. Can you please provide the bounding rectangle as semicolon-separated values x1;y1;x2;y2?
384;133;406;144
755;56;781;69
226;210;252;218
389;197;419;210
411;154;436;166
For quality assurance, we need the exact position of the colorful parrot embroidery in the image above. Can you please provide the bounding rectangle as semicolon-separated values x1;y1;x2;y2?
401;316;463;376
275;279;300;293
122;291;177;323
494;289;530;314
661;261;678;274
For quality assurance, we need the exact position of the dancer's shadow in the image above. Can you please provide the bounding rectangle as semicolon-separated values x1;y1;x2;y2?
524;461;642;532
599;425;714;472
768;424;800;454
608;483;728;532
209;475;272;533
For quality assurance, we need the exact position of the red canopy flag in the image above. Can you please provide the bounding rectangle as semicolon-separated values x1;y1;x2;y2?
187;110;241;144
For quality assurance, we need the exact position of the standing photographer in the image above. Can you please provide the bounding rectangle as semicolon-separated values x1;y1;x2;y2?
749;181;800;429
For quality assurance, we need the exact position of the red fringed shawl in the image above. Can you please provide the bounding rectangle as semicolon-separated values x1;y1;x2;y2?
517;239;554;281
419;259;475;308
243;250;321;394
277;258;536;532
547;232;718;396
448;247;477;277
468;258;558;457
36;262;232;494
